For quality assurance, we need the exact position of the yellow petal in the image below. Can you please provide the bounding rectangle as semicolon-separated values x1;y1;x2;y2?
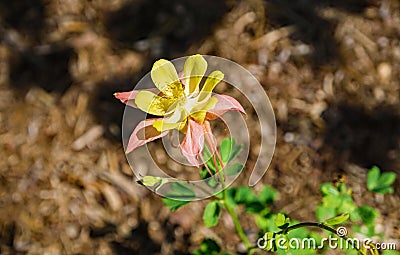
153;119;187;132
135;90;167;116
203;70;224;93
153;108;188;132
198;70;224;102
183;54;207;95
190;97;218;123
151;59;179;91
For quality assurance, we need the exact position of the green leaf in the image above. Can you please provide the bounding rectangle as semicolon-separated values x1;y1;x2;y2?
228;144;242;163
162;198;191;211
203;201;221;227
219;137;242;163
259;185;278;205
323;213;349;226
162;182;195;210
320;183;339;196
382;250;400;255
367;166;397;194
309;231;324;247
337;182;348;194
378;172;397;187
225;163;243;176
316;205;336;222
220;138;234;163
254;211;273;231
322;194;341;208
372;186;394;194
224;187;237;208
206;177;219;188
243;201;264;214
349;209;361;221
166;182;195;199
338;196;357;214
199;164;219;188
367;166;380;190
199;167;210;179
366;224;376;237
192;238;221;255
286;222;310;239
357;205;378;224
274;213;286;227
234;186;258;204
233;186;264;213
274;213;290;229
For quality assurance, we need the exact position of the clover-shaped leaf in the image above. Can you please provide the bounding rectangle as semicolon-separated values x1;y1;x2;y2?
367;166;396;194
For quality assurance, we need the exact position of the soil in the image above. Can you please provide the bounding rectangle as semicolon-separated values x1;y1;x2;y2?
0;0;399;254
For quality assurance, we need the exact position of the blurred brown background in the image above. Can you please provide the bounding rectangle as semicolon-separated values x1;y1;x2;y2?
0;0;399;254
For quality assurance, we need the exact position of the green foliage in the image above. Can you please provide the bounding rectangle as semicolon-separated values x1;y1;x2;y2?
167;182;196;199
199;137;244;187
162;182;195;211
203;201;221;227
382;251;400;255
323;213;349;226
192;238;220;255
367;166;397;194
158;137;397;255
357;206;377;225
225;162;243;176
259;185;279;204
317;180;381;241
227;185;278;214
274;213;290;229
161;198;191;212
192;238;232;255
220;137;242;163
316;205;336;222
317;182;358;222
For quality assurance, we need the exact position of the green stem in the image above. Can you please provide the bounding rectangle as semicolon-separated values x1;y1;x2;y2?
215;148;251;252
222;188;252;251
279;222;337;235
207;139;251;253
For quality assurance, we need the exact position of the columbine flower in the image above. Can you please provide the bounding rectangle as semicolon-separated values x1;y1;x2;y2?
115;54;245;167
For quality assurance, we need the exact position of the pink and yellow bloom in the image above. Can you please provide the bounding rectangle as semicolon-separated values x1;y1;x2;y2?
115;54;245;167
